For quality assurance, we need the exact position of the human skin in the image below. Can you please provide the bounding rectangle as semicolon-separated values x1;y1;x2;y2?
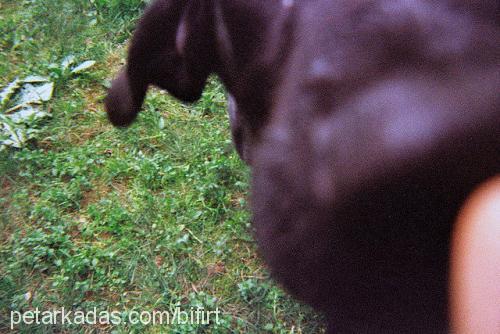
450;176;500;334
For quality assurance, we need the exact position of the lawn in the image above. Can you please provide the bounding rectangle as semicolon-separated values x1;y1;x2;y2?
0;1;323;333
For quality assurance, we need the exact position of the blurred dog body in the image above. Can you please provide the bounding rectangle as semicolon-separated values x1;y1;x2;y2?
105;1;500;332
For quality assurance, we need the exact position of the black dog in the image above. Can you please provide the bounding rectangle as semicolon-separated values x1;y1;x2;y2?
105;0;500;332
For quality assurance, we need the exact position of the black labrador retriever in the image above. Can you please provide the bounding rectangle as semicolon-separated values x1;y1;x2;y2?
105;0;500;332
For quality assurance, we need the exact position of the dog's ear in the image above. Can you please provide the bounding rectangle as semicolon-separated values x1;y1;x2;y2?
105;0;215;126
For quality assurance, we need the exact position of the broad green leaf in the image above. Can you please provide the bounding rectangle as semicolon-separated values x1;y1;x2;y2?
71;60;96;74
61;55;76;70
18;82;54;104
0;117;27;149
0;77;21;107
9;106;50;123
24;75;50;83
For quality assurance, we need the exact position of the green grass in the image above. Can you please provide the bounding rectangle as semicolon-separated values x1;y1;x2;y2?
0;1;324;333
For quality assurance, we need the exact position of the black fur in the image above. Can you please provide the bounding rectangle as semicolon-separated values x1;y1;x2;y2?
105;1;500;332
